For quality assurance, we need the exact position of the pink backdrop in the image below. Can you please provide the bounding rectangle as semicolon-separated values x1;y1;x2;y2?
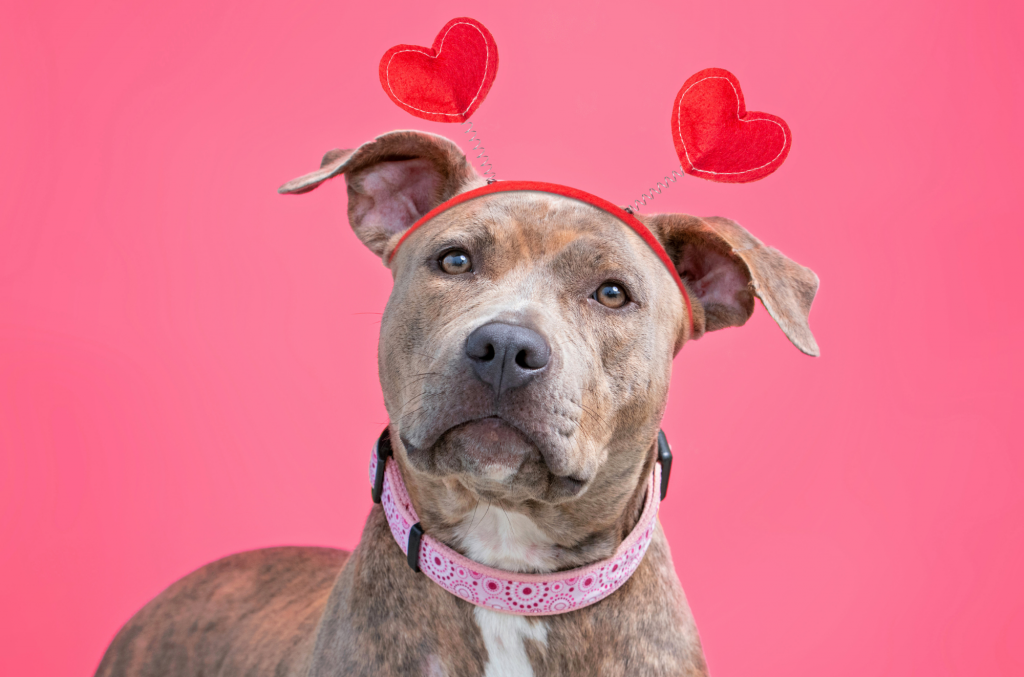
2;1;1022;675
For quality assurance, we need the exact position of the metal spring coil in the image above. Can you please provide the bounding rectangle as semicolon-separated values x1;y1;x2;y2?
628;167;685;213
463;120;497;182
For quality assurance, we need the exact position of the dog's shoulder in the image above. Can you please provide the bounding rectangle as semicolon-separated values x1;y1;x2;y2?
95;547;349;677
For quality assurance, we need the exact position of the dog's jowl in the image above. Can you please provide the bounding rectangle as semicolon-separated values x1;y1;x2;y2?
95;130;818;677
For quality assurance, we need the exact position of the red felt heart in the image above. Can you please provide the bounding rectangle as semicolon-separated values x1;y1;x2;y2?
672;68;792;183
379;17;498;124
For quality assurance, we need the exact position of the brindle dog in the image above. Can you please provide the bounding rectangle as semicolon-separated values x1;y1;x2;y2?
95;131;819;677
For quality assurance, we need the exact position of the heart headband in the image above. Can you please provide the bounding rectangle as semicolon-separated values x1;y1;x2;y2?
281;19;799;614
378;17;793;203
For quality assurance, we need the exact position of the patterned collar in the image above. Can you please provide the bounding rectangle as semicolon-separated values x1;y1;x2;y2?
369;428;672;616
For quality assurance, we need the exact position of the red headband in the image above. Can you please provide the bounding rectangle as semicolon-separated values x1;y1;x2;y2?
387;181;694;335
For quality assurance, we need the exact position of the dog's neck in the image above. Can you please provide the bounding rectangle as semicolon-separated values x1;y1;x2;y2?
397;440;657;574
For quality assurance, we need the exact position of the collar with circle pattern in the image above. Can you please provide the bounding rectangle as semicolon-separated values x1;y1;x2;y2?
369;427;672;616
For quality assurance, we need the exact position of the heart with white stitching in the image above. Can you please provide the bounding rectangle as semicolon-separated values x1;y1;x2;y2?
672;68;792;183
378;17;498;124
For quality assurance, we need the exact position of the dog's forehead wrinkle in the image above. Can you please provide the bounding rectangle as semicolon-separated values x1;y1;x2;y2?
421;195;672;309
452;191;623;244
547;238;650;294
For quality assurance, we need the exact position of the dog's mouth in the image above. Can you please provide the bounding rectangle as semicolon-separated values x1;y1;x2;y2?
400;416;589;501
401;415;536;475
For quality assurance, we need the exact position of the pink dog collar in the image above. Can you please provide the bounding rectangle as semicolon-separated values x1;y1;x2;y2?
386;181;695;337
368;429;671;616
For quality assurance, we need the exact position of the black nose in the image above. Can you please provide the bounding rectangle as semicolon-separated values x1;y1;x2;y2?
465;322;550;395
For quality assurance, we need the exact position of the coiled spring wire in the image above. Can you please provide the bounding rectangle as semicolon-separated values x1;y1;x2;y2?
627;167;685;213
463;120;497;182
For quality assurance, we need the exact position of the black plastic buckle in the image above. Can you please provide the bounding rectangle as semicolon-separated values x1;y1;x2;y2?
371;427;393;504
407;522;424;572
657;429;673;501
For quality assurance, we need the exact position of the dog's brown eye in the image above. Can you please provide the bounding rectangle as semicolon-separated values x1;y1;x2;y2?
440;250;471;274
595;282;628;308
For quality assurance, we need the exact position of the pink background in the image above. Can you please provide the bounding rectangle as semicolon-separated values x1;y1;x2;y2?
2;1;1022;675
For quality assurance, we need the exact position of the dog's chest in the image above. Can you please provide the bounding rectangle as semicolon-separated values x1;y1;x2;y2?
450;506;554;676
473;607;548;677
453;503;559;572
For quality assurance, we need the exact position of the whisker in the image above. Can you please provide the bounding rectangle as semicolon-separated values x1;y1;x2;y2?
400;372;441;391
470;501;493;539
500;507;517;541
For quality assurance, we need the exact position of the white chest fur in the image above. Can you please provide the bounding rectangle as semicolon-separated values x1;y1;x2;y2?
453;503;559;573
474;607;548;677
454;505;554;676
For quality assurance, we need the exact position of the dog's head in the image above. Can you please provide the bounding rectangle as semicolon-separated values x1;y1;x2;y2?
282;131;818;565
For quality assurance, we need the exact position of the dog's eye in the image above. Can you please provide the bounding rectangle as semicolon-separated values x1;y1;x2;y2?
439;250;472;274
594;282;628;308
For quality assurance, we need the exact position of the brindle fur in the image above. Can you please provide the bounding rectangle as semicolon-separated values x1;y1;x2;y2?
96;130;818;677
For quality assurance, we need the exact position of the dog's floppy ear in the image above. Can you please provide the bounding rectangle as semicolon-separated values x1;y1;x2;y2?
641;213;820;356
278;130;486;258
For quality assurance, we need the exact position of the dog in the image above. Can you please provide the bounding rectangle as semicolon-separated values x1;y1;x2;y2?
95;130;818;677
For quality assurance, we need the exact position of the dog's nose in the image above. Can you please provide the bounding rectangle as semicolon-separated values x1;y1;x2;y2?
465;322;550;394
